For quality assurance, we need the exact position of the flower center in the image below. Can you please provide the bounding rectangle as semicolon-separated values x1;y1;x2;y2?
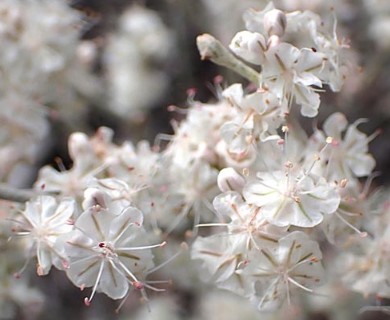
97;241;117;258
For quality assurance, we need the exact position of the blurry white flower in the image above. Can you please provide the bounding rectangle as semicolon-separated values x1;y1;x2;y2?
192;234;252;296
13;196;75;276
105;6;173;118
311;112;376;179
243;231;324;311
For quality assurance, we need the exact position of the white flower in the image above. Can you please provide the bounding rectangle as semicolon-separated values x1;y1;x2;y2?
229;31;267;65
191;234;252;296
341;228;390;299
64;199;159;304
242;231;324;311
321;112;376;178
213;192;285;250
221;84;283;154
243;170;340;227
13;196;75;276
263;42;325;117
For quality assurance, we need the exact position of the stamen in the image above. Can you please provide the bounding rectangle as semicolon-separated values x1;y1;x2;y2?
55;157;67;172
286;277;291;305
288;276;313;293
195;223;228;228
361;172;380;199
116;241;166;251
142;282;167;292
115;292;130;314
116;259;138;282
258;276;280;309
147;242;188;275
165;204;191;235
167;105;188;115
287;257;316;273
366;128;381;144
84;260;105;306
337;207;362;217
334;211;367;237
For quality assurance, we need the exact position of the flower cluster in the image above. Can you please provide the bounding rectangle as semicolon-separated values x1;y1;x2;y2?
10;187;166;308
190;1;386;313
0;1;388;318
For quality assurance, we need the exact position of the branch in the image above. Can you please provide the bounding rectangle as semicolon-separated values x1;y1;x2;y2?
0;184;58;203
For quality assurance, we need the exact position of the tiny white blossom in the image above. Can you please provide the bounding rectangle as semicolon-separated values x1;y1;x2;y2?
263;43;325;117
13;196;75;276
64;193;161;305
242;231;324;311
243;170;340;227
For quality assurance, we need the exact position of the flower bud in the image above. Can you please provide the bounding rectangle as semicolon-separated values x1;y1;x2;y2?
82;188;109;210
68;132;92;160
229;31;266;65
264;9;287;37
217;167;246;193
197;33;220;61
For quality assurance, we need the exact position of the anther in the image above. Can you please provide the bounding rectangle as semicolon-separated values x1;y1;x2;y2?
340;178;348;188
284;161;293;169
132;281;144;290
84;297;91;307
37;265;44;276
292;196;301;203
213;74;224;85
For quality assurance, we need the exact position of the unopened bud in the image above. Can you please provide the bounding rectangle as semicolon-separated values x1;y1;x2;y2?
229;31;266;65
264;9;287;37
218;167;246;192
68;132;92;160
82;188;108;210
197;34;220;61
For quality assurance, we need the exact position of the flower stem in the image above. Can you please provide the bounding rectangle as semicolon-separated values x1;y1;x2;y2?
197;33;260;85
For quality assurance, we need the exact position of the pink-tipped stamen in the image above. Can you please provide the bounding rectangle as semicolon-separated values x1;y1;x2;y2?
84;260;105;307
